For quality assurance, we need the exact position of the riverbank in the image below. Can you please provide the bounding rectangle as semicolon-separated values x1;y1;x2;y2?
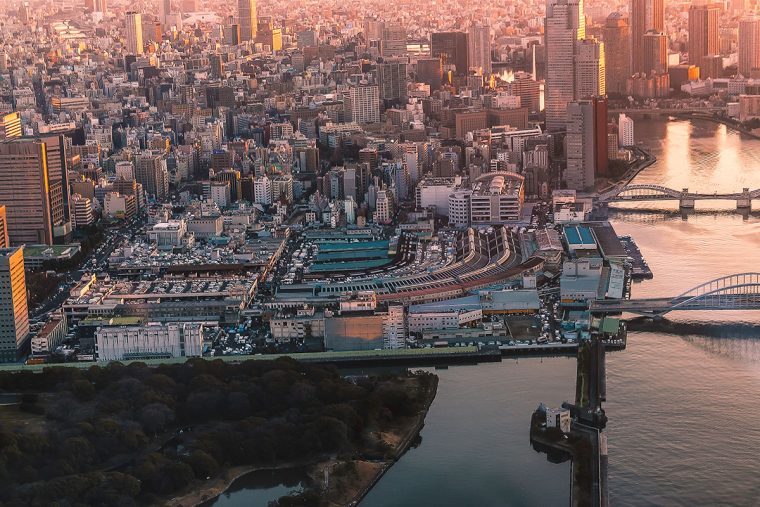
167;373;439;507
318;373;440;506
673;112;760;140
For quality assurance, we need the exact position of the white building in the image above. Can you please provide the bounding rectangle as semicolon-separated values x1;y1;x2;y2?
383;306;407;349
254;175;273;205
70;194;95;229
115;161;135;181
448;190;472;227
344;197;356;224
618;113;634;147
272;175;294;204
565;100;596;191
469;172;525;224
374;189;393;223
415;176;462;217
546;406;572;433
575;37;606;99
210;181;231;208
345;84;380;124
95;322;205;361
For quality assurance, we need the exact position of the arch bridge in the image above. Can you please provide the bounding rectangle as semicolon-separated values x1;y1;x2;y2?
597;185;760;209
589;273;760;316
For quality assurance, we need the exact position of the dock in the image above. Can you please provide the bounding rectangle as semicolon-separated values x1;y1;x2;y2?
619;236;652;279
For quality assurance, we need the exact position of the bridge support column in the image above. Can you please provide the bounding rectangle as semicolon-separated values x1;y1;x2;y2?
679;198;695;209
737;198;752;210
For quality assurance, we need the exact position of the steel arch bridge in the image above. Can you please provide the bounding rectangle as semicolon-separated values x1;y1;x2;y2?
589;273;760;315
597;185;760;205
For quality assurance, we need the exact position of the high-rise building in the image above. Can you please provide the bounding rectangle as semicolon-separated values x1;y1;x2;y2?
417;58;443;90
618;113;635;146
238;0;258;42
642;30;668;75
468;24;492;75
125;12;144;55
689;4;720;79
575;38;606;99
0;139;68;245
345;84;380;124
565;99;607;190
431;32;470;76
0;112;21;141
377;60;408;105
0;247;28;363
603;13;631;95
545;0;585;132
159;0;172;28
631;0;664;74
739;15;760;77
382;24;407;57
135;152;169;201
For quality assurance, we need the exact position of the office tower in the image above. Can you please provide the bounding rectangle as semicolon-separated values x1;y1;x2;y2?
417;57;443;90
345;84;380;124
0;206;8;248
603;13;631;94
511;71;542;112
256;18;282;52
642;30;668;75
0;247;28;363
382;24;407;57
377;60;408;105
0;139;68;245
431;32;470;76
41;135;71;233
739;15;760;77
575;38;606;98
135;152;169;201
159;0;172;27
0;112;22;140
618;113;635;146
238;0;257;42
631;0;664;74
125;12;144;55
689;4;720;79
468;24;492;75
565;100;595;190
364;18;385;43
545;0;585;132
224;24;241;45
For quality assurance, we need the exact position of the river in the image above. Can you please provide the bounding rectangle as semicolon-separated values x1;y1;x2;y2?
362;118;760;506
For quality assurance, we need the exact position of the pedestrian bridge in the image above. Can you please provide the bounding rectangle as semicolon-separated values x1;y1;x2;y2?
597;185;760;209
590;273;760;316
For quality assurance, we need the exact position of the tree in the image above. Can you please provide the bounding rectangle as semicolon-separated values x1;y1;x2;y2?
186;450;219;479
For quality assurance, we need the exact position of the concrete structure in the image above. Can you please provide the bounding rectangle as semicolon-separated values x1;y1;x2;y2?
324;314;384;351
547;406;572;433
238;0;258;42
642;31;668;75
31;314;66;356
739;15;760;77
603;13;631;95
0;247;28;363
0;138;68;245
383;306;407;349
416;176;462;217
566;100;597;190
125;12;144;55
618;114;635;146
468;24;492;75
575;38;606;99
345;84;380;124
135;152;169;202
0;206;8;249
96;322;205;361
469;172;525;224
0;112;22;141
689;4;720;79
631;0;664;74
70;194;94;229
431;31;469;75
545;0;585;131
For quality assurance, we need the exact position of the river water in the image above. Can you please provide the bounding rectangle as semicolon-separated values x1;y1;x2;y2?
362;119;760;506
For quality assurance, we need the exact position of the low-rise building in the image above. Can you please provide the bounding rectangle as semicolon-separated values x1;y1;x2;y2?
95;322;205;361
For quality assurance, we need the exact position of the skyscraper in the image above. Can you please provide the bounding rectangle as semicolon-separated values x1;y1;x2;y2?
642;30;668;75
565;99;606;190
377;60;408;105
238;0;257;42
0;138;68;245
575;38;606;99
545;0;585;132
468;24;492;75
135;152;170;201
382;24;407;57
125;12;144;55
0;206;8;248
159;0;172;28
631;0;664;74
0;247;28;363
603;13;631;95
431;32;470;76
739;14;760;77
689;4;720;79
